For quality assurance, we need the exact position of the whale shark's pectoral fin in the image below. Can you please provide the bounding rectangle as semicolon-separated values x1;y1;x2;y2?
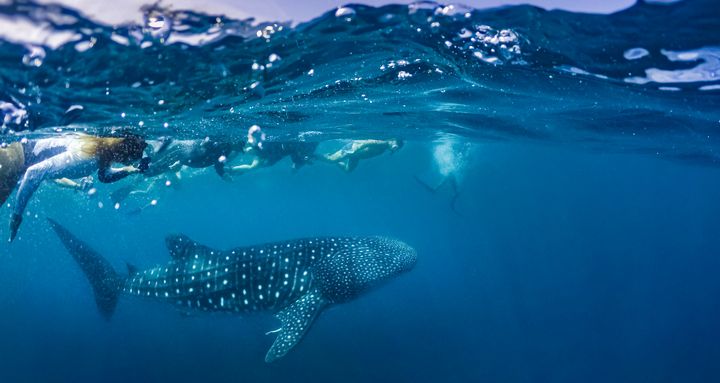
165;234;215;259
265;288;328;363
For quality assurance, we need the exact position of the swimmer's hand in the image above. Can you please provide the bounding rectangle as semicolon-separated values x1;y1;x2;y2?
138;157;151;173
78;176;94;192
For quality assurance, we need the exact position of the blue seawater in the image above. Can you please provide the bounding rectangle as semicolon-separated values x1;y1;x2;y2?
1;0;720;382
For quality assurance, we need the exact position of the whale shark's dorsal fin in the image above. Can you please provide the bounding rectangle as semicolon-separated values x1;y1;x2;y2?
126;262;139;275
165;234;215;259
265;287;328;363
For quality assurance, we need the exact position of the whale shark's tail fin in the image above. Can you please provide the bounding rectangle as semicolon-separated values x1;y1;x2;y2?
48;218;123;320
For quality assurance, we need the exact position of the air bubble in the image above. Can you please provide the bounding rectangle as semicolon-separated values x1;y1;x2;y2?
624;48;649;60
22;45;45;67
397;71;412;79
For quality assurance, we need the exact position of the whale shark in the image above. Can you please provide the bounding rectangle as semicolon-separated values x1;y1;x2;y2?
48;218;416;362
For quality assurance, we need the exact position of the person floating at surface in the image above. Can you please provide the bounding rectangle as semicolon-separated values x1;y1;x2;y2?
321;139;403;172
110;136;236;209
142;137;243;178
3;133;149;241
226;140;318;175
225;127;318;176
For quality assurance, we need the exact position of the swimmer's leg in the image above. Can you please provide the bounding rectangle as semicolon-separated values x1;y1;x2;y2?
11;160;55;241
414;174;462;215
343;158;359;172
322;142;355;163
227;158;261;176
414;175;440;193
413;174;448;193
447;177;462;216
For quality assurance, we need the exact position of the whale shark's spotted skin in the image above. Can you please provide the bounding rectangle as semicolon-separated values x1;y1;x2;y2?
123;237;339;312
48;219;416;363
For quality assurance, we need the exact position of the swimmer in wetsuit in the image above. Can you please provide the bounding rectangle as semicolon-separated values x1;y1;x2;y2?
143;137;243;178
5;134;148;241
321;139;403;172
225;140;318;175
0;142;94;202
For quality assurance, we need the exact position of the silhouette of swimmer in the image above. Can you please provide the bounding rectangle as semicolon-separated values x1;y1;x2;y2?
226;141;319;175
414;174;461;215
143;137;242;178
0;133;148;241
225;127;318;175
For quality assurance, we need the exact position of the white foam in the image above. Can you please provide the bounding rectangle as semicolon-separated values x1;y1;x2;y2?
625;46;720;84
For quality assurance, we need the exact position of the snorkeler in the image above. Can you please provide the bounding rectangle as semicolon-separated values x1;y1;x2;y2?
224;127;318;175
321;139;403;172
143;137;243;178
225;140;318;175
3;133;149;241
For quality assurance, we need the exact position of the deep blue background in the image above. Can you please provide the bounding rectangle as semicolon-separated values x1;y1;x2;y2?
1;142;720;382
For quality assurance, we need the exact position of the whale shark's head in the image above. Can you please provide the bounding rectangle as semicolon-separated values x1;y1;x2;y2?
315;237;417;303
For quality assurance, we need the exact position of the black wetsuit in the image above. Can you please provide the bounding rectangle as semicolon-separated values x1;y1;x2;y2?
145;138;236;177
258;141;318;168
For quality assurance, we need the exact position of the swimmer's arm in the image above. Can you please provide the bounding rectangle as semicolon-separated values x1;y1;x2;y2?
321;150;343;162
55;176;94;191
168;160;183;171
322;142;357;162
54;178;81;190
225;158;261;175
97;164;139;183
